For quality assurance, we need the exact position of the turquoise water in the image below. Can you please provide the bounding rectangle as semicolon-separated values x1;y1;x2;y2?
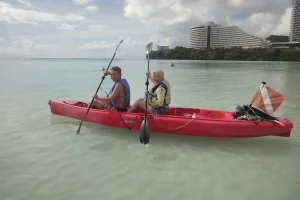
0;58;300;200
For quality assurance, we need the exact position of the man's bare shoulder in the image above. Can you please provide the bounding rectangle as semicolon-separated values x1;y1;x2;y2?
114;82;124;92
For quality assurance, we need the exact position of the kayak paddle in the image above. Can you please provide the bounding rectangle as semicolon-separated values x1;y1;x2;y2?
139;42;153;144
76;40;124;135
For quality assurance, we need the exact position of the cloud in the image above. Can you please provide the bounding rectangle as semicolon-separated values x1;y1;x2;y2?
89;24;103;29
78;36;144;51
231;8;291;38
0;37;54;57
124;0;291;46
86;6;98;11
77;36;146;58
272;7;292;36
0;0;293;58
73;0;90;5
243;12;279;37
0;2;85;25
78;41;112;51
56;24;78;30
16;0;33;8
227;0;288;14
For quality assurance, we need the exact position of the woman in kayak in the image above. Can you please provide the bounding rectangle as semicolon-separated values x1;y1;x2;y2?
127;68;171;115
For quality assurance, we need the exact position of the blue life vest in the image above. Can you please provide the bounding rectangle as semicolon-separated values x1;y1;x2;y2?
109;79;131;109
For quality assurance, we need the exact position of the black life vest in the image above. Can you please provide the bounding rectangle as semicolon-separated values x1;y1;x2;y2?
149;81;168;106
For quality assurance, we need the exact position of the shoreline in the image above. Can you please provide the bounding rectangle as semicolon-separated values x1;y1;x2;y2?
149;47;300;62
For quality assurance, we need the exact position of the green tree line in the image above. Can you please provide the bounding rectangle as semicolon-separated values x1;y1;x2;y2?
149;47;300;61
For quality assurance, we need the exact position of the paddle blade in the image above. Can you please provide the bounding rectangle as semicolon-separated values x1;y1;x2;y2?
139;118;150;144
146;42;153;54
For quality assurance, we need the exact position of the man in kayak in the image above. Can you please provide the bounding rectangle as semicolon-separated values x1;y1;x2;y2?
127;68;171;115
91;66;131;112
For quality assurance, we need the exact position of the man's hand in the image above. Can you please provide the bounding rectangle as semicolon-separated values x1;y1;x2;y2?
93;93;99;100
146;71;151;77
104;70;110;76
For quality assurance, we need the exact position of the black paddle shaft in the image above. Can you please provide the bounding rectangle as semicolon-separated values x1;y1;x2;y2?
144;56;150;115
76;40;124;135
140;42;153;144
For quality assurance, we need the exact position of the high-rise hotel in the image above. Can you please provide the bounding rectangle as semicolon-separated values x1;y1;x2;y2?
190;21;266;49
290;0;300;41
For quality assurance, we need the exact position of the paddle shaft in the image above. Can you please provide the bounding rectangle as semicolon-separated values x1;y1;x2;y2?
144;54;150;116
76;40;123;135
140;43;152;144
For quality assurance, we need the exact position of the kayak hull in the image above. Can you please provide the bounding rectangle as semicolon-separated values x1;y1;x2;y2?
48;100;293;138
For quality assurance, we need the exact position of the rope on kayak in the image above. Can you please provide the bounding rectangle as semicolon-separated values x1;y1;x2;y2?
152;113;196;131
113;105;196;131
116;111;139;130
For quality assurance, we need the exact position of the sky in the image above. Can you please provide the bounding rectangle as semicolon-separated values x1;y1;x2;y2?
0;0;293;58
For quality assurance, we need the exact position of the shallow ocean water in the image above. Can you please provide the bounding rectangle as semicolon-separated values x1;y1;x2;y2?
0;58;299;200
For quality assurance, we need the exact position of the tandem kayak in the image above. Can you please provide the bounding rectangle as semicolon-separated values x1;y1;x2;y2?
48;100;293;138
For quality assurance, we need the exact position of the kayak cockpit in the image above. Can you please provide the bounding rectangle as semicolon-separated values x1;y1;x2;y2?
133;107;234;120
61;100;234;121
168;107;234;120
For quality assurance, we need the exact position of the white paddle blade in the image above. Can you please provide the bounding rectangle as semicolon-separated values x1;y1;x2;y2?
146;42;153;54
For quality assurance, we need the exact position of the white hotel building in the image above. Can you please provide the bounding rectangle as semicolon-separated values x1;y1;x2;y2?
190;22;267;49
290;0;300;42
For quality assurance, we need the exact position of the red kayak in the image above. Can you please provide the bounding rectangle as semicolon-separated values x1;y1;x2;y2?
48;100;293;138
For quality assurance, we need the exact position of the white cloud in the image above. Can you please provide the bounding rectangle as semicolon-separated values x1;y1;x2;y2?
77;36;146;58
227;0;288;14
78;41;112;51
272;7;292;36
73;0;90;5
89;24;103;29
86;6;98;11
0;2;85;25
16;0;33;8
230;8;291;38
124;0;291;46
78;37;144;51
148;34;179;47
0;0;293;58
63;13;86;21
57;24;77;30
246;12;279;37
228;0;266;9
0;37;54;57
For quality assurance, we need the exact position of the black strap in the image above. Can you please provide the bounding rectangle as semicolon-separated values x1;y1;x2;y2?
150;81;168;105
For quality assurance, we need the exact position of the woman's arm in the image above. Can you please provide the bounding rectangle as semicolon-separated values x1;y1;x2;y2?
146;71;155;83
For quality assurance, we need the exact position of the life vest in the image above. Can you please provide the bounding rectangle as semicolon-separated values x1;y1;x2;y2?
149;80;171;106
109;79;131;109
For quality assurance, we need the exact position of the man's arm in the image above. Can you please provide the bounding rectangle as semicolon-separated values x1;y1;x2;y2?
96;83;122;103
